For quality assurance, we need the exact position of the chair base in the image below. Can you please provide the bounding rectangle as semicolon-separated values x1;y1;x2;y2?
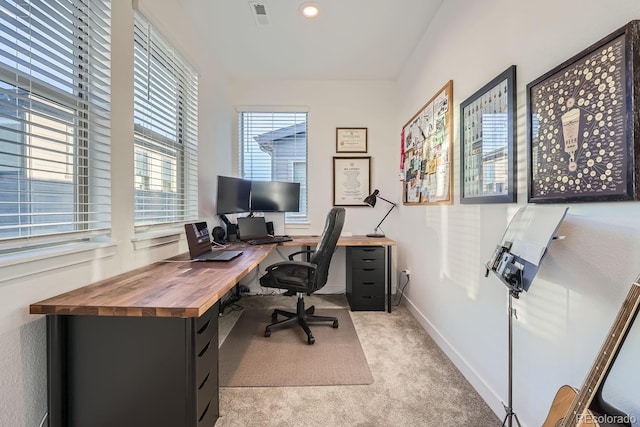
264;296;339;345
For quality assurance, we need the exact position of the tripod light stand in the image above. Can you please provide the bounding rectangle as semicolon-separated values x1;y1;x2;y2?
363;189;396;238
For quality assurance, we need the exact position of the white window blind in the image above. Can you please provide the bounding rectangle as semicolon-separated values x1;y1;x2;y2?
0;0;112;246
238;112;308;223
133;12;198;227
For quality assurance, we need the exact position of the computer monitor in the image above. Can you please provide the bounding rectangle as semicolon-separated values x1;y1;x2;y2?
216;175;251;214
250;180;301;212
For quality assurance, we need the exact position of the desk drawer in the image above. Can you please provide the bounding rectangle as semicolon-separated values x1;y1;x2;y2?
197;398;217;427
351;280;384;297
352;257;385;270
350;247;385;260
351;268;385;286
196;312;217;356
196;336;216;386
196;370;217;420
349;294;385;311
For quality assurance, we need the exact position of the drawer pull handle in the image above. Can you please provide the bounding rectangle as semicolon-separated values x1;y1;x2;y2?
363;268;375;271
362;296;374;299
362;248;375;251
198;341;210;358
198;372;210;390
197;320;210;334
363;282;375;285
363;259;375;262
199;401;211;422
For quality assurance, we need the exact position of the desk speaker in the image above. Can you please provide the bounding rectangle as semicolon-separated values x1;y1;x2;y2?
212;226;226;244
226;224;238;242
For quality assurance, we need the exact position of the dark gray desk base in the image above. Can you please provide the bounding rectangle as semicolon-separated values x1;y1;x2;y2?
46;303;219;427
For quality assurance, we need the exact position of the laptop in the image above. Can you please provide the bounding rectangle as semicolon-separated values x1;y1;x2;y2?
237;216;270;240
184;222;243;261
237;217;292;244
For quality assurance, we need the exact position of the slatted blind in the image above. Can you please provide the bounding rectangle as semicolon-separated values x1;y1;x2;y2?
0;0;112;246
238;111;308;223
133;12;198;227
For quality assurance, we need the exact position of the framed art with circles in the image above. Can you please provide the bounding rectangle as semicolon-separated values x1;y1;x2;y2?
526;20;640;203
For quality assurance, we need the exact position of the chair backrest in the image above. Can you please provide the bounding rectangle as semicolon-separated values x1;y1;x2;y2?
310;207;345;291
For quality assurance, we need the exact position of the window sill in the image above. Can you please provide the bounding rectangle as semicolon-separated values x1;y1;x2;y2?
0;241;118;284
131;227;184;250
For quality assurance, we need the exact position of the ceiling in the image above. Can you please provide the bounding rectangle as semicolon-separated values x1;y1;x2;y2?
187;0;444;80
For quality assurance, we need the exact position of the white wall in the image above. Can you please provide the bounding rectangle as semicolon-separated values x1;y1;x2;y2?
230;79;399;294
0;1;233;425
396;1;640;425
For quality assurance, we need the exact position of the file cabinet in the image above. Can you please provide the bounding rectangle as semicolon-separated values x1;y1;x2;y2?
47;302;220;427
346;246;386;311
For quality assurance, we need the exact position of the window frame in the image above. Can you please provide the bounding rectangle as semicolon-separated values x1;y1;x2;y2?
237;110;309;224
132;11;198;228
0;0;112;249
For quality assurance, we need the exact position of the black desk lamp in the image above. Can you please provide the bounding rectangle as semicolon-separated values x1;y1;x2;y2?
363;189;396;238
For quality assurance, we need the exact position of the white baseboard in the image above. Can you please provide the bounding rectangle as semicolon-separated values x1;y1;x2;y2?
402;295;518;425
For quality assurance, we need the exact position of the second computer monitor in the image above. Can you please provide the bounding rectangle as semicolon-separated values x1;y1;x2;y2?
250;180;300;212
216;175;251;214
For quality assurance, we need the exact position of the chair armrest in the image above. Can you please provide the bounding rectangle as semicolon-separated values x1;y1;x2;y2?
288;249;315;261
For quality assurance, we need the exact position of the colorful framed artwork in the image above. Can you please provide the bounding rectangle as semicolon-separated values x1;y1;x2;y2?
401;80;454;205
526;20;640;203
460;66;516;204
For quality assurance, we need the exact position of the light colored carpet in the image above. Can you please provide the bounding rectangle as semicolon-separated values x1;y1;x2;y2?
219;308;373;387
217;294;500;427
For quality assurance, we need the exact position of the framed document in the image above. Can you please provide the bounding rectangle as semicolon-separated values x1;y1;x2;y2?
336;128;368;153
333;157;371;206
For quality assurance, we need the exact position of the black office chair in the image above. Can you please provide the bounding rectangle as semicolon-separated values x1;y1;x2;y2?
260;207;345;344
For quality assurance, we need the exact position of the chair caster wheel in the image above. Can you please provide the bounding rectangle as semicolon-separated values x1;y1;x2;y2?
332;320;339;328
271;312;278;320
264;329;271;337
307;335;315;345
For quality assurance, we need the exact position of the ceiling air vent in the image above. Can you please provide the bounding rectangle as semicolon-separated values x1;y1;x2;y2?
249;1;270;26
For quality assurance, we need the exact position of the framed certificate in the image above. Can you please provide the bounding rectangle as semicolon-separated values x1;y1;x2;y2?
336;128;368;153
333;157;371;206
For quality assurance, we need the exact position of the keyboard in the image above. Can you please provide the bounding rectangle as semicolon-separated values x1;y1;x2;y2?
246;236;293;245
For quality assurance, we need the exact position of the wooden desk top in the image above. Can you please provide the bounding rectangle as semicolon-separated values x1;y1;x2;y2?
29;244;275;318
29;235;395;319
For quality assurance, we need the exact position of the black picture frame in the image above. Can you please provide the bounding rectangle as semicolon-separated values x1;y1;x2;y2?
332;156;371;206
526;20;640;203
460;65;517;204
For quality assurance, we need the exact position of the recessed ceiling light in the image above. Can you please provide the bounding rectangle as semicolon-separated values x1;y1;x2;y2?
300;2;319;19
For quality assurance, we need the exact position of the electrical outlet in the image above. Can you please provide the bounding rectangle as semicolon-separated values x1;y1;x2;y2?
402;269;411;278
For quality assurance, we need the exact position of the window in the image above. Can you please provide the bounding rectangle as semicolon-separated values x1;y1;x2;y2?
238;112;308;223
0;0;112;246
133;12;198;227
